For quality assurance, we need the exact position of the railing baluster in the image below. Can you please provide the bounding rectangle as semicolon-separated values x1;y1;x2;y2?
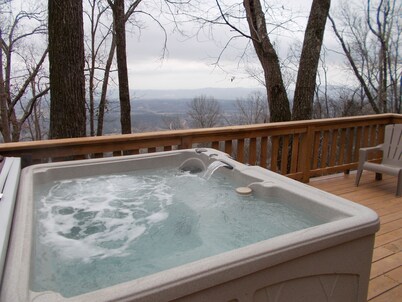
260;137;268;168
362;126;370;147
290;134;299;173
281;135;290;174
212;141;219;150
370;125;377;147
225;140;232;156
249;138;257;165
237;139;244;163
378;125;385;145
338;129;347;165
271;136;279;172
312;131;321;170
180;136;192;150
346;128;354;165
353;127;362;162
321;131;330;168
300;126;314;182
329;129;339;167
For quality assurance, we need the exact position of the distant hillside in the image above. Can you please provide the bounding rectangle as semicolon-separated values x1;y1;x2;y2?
102;98;240;134
114;87;266;101
99;87;267;133
19;89;267;140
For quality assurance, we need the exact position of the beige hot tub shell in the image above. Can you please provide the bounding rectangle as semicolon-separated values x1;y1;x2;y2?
0;149;379;302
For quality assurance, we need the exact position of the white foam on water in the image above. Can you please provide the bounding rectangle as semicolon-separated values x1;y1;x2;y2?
146;211;169;224
37;173;172;262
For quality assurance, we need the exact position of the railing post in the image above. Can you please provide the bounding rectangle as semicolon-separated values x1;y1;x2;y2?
391;113;402;124
179;136;192;150
300;125;315;183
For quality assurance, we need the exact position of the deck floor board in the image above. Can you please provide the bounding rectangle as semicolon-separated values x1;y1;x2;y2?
310;171;401;301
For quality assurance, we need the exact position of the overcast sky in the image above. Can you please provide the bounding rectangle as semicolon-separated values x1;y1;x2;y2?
8;0;353;92
125;0;350;91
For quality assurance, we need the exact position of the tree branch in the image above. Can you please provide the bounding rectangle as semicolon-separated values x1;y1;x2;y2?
11;47;48;108
19;86;50;125
329;14;380;113
215;0;255;41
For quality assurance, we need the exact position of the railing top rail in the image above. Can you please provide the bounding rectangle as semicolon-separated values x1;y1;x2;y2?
0;113;400;152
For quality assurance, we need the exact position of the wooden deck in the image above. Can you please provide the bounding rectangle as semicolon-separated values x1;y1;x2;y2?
310;171;402;301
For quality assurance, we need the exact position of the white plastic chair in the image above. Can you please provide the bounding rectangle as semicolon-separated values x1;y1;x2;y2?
355;124;402;196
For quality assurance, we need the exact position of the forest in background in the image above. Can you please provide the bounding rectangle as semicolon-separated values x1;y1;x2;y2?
0;0;400;142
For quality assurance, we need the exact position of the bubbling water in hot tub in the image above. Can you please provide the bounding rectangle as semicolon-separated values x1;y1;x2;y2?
31;165;324;298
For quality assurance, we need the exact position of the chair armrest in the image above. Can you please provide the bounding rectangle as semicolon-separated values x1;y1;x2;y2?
358;144;383;166
359;144;383;153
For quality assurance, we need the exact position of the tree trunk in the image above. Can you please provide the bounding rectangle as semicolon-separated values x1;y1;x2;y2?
89;54;95;136
97;35;116;136
88;1;96;136
292;0;331;121
110;0;132;134
0;31;11;142
9;110;19;142
379;41;388;113
48;0;86;139
243;0;291;123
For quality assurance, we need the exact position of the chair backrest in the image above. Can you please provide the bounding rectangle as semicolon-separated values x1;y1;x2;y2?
382;124;402;167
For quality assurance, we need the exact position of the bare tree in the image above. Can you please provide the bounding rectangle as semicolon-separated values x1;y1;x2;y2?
96;34;116;136
0;5;49;142
0;30;10;142
367;0;392;112
231;91;268;125
329;0;401;114
107;0;143;134
314;47;331;118
314;85;375;119
187;95;222;128
23;66;50;141
162;114;186;130
24;95;49;141
84;0;111;136
90;0;169;136
187;0;331;122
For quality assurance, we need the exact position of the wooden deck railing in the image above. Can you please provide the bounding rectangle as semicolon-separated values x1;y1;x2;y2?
1;113;401;182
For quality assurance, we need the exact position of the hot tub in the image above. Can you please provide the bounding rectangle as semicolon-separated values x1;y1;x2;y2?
0;157;21;286
1;148;379;302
